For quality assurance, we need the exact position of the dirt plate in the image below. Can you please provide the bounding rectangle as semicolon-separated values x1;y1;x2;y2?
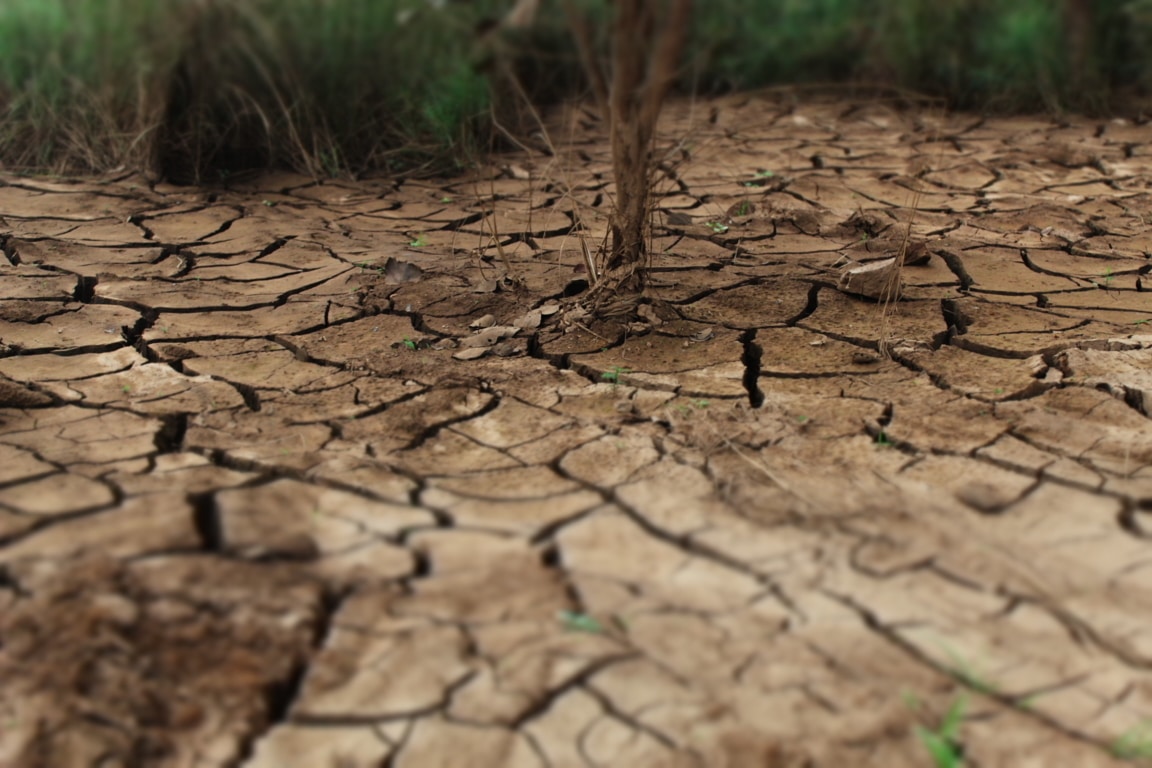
1;96;1151;767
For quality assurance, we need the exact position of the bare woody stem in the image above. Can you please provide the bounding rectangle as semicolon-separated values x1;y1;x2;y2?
589;0;692;310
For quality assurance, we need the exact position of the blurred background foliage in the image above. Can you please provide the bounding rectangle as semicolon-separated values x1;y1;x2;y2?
1;0;1150;180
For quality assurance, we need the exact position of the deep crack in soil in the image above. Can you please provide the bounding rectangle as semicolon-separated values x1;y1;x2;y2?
1;96;1151;767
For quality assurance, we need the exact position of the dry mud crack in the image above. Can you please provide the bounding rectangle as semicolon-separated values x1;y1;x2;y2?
1;96;1151;767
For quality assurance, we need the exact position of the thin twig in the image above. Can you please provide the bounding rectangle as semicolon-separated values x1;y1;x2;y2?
561;0;609;118
721;437;816;511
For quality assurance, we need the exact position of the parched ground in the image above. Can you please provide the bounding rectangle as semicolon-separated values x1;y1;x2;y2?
1;95;1151;767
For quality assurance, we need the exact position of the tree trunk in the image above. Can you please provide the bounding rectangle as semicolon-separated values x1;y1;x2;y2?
587;0;692;316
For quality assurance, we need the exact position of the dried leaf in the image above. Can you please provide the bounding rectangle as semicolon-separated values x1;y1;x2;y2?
461;325;519;348
383;257;424;284
491;341;522;357
453;347;489;361
513;309;542;329
470;314;497;329
902;241;931;266
837;257;904;302
692;327;715;342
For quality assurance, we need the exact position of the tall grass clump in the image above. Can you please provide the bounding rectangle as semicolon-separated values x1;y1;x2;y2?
0;0;179;172
689;0;869;90
691;0;1149;113
153;0;506;180
183;0;497;178
863;0;1073;111
3;0;1152;180
0;0;500;180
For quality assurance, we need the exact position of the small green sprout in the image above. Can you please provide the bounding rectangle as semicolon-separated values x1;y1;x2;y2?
262;199;276;207
943;647;997;696
1014;693;1040;711
914;694;967;768
602;366;631;384
409;234;428;248
875;430;893;447
745;170;776;185
1134;318;1150;326
705;221;729;234
1113;721;1152;761
674;401;708;416
440;196;453;203
558;611;604;634
402;337;417;351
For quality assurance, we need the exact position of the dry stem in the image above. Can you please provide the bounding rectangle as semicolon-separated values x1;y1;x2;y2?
587;0;693;312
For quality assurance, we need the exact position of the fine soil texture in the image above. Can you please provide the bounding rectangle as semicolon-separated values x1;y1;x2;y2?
1;95;1151;767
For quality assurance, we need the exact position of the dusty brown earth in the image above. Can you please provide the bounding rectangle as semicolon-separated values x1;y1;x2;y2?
1;95;1151;767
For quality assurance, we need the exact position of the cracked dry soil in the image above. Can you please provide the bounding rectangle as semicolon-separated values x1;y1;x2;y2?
1;96;1151;767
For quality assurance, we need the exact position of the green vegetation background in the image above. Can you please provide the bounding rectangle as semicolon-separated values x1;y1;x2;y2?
2;0;1150;180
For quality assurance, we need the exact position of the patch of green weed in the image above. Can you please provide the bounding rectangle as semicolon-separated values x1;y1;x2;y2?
0;0;499;177
705;221;729;234
558;610;604;634
1113;721;1152;762
4;0;1145;176
906;692;967;768
602;365;631;385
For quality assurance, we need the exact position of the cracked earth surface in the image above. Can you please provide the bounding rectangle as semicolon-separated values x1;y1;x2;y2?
1;96;1151;767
